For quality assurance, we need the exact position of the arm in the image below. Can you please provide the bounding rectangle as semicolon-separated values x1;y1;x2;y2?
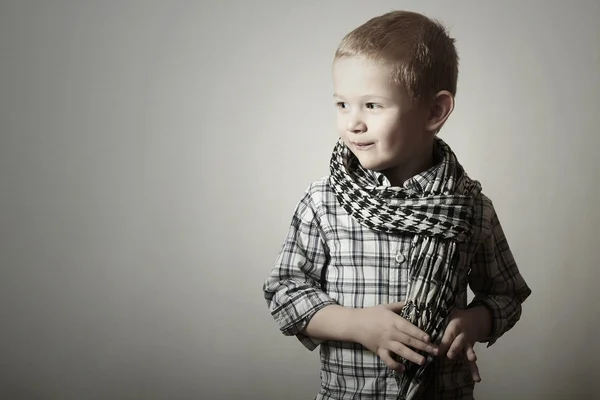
302;304;356;342
468;205;532;347
263;186;436;366
262;187;337;350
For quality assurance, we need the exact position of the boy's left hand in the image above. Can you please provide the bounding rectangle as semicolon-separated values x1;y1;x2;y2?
438;306;492;383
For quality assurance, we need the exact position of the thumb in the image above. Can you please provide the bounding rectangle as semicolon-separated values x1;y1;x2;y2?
381;301;406;312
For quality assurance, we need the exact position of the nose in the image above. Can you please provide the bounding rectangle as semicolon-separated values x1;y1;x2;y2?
345;112;367;134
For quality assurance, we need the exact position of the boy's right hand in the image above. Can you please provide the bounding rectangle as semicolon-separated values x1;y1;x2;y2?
352;302;438;373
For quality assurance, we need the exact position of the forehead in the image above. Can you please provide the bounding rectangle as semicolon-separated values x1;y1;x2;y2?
333;56;398;99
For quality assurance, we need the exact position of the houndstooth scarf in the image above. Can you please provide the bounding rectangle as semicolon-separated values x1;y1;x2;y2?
329;137;482;400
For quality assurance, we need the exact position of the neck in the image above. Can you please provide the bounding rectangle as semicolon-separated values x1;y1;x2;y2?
382;143;435;187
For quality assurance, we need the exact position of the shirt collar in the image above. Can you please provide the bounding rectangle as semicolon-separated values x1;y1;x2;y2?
364;146;444;195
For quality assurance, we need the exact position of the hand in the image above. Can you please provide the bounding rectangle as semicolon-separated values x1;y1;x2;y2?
352;302;439;374
438;307;491;383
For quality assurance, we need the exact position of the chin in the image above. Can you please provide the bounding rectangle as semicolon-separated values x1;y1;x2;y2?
354;156;385;172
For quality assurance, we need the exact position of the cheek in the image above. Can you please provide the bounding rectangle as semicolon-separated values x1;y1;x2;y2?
336;114;349;138
336;115;344;132
373;115;402;142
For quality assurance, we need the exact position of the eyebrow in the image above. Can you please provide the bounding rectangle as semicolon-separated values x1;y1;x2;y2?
333;93;392;101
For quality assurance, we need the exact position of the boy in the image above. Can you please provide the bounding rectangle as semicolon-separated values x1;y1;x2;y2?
263;10;531;400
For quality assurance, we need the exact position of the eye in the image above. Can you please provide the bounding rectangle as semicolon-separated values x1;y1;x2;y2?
366;103;382;109
336;102;348;109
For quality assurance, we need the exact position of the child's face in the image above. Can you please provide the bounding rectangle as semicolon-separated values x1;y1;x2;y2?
332;56;432;173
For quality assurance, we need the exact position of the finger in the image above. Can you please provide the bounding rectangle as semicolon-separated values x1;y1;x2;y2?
464;343;477;362
447;333;467;360
387;341;427;365
469;360;481;383
438;322;458;356
378;349;406;374
393;316;431;343
390;331;438;355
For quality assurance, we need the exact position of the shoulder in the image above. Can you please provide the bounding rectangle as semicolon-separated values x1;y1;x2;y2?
290;175;335;214
475;192;495;218
292;176;338;231
303;175;336;208
471;192;497;241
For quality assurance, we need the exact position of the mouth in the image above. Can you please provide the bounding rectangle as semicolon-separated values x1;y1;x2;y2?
352;142;374;150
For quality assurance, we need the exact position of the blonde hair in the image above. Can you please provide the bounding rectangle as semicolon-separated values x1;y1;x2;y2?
335;11;458;104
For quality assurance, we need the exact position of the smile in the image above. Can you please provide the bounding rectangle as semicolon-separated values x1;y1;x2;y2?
353;142;374;151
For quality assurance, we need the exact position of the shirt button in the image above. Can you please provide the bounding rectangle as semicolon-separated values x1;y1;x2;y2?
395;253;406;263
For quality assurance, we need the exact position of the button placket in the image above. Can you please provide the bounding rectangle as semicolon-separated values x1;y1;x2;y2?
389;239;402;301
394;236;414;300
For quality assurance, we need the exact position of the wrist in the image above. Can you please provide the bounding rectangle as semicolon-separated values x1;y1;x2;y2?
343;307;363;343
467;305;492;342
304;304;360;343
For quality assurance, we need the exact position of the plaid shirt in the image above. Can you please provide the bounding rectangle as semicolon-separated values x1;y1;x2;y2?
263;165;531;400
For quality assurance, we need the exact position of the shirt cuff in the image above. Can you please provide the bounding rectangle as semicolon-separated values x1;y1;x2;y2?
275;289;337;351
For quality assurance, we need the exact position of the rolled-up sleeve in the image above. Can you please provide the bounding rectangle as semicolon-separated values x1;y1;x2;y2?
468;207;532;347
263;187;336;351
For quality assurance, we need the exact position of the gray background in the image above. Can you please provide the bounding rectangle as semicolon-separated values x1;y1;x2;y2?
1;1;599;399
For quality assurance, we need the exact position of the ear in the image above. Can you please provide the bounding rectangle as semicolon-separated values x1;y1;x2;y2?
425;90;455;132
